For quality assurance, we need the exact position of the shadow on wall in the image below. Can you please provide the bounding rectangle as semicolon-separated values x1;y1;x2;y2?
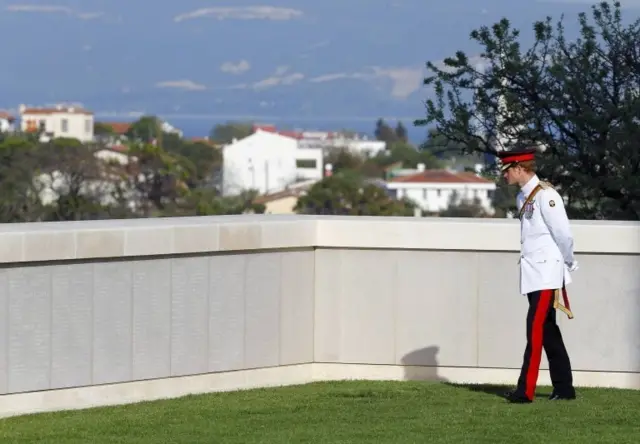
401;345;448;382
402;346;512;398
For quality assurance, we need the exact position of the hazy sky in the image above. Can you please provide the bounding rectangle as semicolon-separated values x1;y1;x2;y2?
0;0;636;127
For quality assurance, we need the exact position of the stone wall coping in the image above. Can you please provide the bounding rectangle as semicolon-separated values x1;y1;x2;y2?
0;215;637;264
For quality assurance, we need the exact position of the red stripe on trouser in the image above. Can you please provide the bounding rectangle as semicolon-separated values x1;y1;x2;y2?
525;289;553;400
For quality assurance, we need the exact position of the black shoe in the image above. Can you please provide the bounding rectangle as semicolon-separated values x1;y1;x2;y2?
548;390;576;401
505;390;532;404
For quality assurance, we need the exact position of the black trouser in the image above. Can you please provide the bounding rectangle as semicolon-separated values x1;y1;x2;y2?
515;289;574;400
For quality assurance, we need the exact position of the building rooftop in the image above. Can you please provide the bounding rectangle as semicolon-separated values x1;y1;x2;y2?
0;111;15;121
388;169;493;184
98;122;131;134
20;104;93;116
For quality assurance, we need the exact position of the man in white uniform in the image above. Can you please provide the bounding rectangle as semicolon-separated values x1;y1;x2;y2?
497;147;578;404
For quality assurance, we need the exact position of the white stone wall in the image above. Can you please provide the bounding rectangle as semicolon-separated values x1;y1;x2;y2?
0;216;637;418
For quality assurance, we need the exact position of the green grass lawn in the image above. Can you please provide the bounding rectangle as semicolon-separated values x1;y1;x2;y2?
1;381;638;443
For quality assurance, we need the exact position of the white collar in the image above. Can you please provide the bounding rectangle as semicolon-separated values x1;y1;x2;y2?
520;175;539;198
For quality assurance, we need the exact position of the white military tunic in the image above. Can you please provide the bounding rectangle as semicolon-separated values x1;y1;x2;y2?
516;175;576;295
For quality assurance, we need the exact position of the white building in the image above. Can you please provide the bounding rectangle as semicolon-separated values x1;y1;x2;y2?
252;125;387;157
386;165;497;214
222;130;299;196
0;111;15;132
332;137;386;157
19;104;94;143
295;147;324;180
299;131;387;157
160;120;183;138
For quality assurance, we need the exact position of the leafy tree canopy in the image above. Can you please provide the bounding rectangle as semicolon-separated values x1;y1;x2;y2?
416;1;640;220
294;173;416;216
209;122;254;144
0;116;265;222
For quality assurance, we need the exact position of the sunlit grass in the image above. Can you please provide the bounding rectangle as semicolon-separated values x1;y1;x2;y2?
1;381;638;443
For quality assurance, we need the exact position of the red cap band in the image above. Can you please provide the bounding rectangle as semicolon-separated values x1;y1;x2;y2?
499;152;535;164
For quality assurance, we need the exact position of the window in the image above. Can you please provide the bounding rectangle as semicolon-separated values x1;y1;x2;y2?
39;120;45;131
296;159;317;169
85;119;91;133
61;119;68;132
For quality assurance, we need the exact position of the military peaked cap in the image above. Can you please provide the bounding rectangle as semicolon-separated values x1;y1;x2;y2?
496;147;537;172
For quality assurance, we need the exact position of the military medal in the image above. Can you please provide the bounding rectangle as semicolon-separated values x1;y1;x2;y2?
524;200;535;219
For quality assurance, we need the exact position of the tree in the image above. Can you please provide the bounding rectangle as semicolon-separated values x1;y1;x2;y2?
123;142;191;216
0;136;44;222
374;118;399;144
415;1;640;220
0;127;267;222
421;128;473;160
36;138;118;221
294;173;416;216
438;191;491;218
183;189;266;216
324;148;367;174
209;122;253;144
395;121;408;142
164;140;222;189
126;116;162;143
93;122;116;137
376;142;442;170
489;178;519;218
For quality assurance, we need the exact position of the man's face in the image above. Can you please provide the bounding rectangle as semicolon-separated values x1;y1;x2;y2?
502;165;519;185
